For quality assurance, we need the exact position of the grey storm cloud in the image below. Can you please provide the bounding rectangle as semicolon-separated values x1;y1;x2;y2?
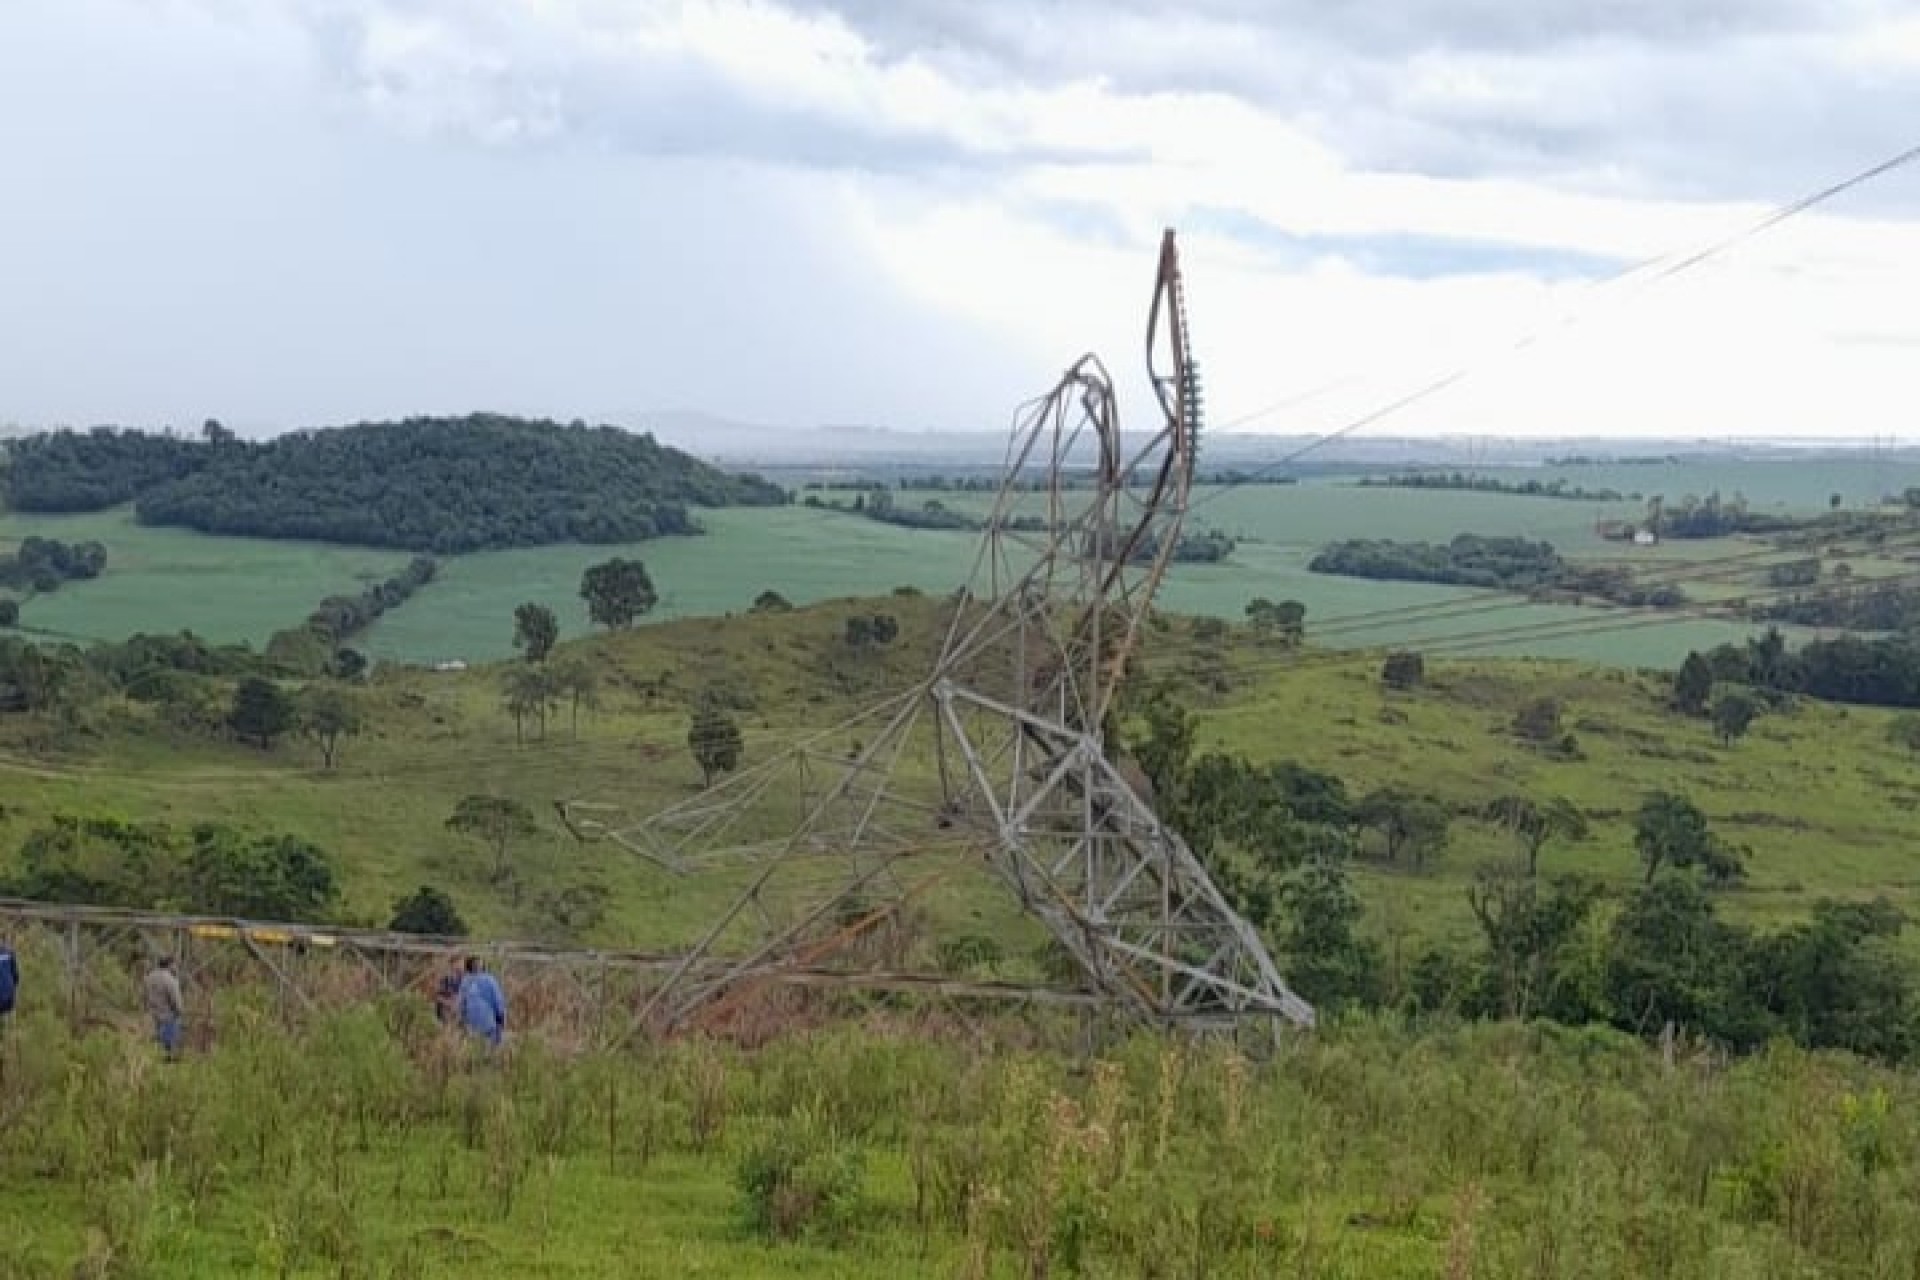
289;0;1139;174
799;0;1920;202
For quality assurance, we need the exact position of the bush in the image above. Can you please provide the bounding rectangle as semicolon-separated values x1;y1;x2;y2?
1381;651;1425;690
734;1107;866;1242
389;885;467;936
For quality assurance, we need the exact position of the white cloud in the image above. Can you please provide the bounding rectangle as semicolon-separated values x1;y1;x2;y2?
1;0;1917;439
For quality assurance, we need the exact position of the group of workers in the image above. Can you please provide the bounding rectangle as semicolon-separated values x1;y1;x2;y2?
0;937;509;1055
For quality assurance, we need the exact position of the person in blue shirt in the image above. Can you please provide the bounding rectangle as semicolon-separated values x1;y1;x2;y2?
457;956;507;1047
0;938;18;1027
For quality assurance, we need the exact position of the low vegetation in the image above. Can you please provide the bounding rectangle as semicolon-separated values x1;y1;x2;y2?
5;996;1920;1276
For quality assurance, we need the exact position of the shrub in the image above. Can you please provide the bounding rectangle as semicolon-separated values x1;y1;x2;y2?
1381;651;1425;690
734;1107;866;1242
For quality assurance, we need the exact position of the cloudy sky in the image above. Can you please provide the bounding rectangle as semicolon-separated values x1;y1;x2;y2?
3;0;1919;440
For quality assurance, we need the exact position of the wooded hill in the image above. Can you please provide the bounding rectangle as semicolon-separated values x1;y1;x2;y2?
1;415;786;553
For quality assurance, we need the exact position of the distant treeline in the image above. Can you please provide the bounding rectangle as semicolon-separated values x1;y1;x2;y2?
1754;580;1920;632
1599;494;1915;544
800;491;1033;533
799;471;1299;494
1309;535;1685;607
1688;626;1920;709
2;416;787;553
266;556;439;675
805;490;1237;563
0;536;106;595
1546;454;1681;466
1354;471;1628;502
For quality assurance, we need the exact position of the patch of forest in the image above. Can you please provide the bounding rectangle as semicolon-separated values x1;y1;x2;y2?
1753;580;1920;632
1353;471;1630;501
804;489;1237;562
1309;534;1686;606
2;416;787;553
0;536;106;596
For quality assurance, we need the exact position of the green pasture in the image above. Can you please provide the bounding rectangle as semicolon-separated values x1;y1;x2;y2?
0;507;409;647
1460;457;1920;510
0;480;1878;671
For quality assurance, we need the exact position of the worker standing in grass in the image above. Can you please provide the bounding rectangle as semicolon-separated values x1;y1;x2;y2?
143;956;185;1058
457;956;507;1047
0;937;18;1030
431;956;462;1027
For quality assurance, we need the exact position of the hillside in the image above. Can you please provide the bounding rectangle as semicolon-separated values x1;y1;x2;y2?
2;416;786;552
3;598;1919;961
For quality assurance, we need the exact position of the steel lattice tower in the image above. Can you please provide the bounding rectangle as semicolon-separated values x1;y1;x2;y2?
564;231;1314;1037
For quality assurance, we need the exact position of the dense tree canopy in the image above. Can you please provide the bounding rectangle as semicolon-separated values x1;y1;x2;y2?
1311;534;1686;607
0;537;107;595
1681;627;1920;711
4;416;785;553
1;427;205;512
580;558;658;629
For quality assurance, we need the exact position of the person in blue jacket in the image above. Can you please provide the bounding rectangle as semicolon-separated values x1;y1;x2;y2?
0;938;18;1028
457;956;507;1046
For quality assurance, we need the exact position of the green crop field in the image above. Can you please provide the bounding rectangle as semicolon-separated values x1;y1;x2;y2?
0;507;411;648
1476;457;1920;509
5;459;1897;671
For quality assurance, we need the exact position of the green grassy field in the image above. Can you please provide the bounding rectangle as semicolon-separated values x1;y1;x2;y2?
2;463;1892;671
1470;457;1920;509
2;600;1915;963
0;507;410;648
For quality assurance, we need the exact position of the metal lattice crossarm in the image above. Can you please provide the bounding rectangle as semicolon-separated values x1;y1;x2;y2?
563;229;1315;1038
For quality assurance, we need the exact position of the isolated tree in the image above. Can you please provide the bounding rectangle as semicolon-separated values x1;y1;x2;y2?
299;683;363;770
1673;651;1713;716
750;589;793;614
446;794;537;884
551;654;600;738
580;558;657;629
0;599;17;628
388;885;468;936
1888;713;1920;758
1355;787;1450;869
501;664;558;743
1634;791;1744;886
228;676;295;749
1711;690;1759;746
1468;864;1605;1021
689;701;744;787
1486;794;1589;877
1381;651;1425;690
512;601;560;662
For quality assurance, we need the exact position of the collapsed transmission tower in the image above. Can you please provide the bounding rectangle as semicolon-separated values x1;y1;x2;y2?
565;230;1314;1037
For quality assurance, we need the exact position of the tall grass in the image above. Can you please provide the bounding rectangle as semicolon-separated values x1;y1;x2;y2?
5;992;1920;1277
